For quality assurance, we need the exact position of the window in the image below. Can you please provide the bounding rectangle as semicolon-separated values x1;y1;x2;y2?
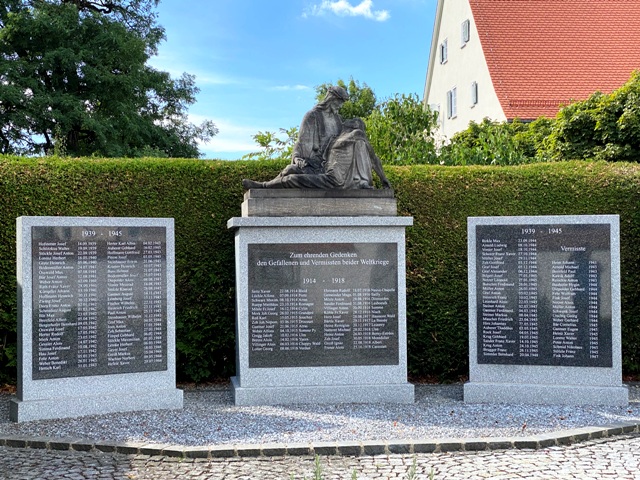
471;81;478;106
461;19;471;46
430;103;443;129
447;88;457;119
440;39;448;64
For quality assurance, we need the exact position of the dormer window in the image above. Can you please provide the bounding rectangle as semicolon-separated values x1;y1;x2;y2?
440;39;448;64
461;19;470;46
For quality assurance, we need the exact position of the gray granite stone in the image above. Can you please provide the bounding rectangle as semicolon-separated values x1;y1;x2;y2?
463;439;489;451
285;444;312;456
361;441;386;456
241;189;397;217
12;216;183;422
465;215;627;407
336;442;362;456
438;440;464;452
412;442;437;454
311;442;338;455
228;216;414;405
387;442;412;454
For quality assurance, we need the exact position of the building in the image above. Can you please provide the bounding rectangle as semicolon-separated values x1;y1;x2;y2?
423;0;640;140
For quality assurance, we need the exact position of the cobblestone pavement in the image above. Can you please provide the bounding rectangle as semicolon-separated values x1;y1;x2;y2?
1;434;639;480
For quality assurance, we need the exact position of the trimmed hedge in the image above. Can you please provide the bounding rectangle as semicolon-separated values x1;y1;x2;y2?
0;156;639;383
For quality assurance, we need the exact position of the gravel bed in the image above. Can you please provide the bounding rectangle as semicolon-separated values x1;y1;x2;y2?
1;384;639;447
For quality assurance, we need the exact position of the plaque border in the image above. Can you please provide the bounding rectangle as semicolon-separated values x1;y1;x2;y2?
246;242;400;369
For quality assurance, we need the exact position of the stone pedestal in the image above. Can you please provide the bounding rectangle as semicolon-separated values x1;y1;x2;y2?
241;189;397;217
464;215;628;406
228;190;414;405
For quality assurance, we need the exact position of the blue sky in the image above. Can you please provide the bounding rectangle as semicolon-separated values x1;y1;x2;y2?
149;1;437;159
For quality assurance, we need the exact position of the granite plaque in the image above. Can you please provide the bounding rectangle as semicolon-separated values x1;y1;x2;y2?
32;225;167;379
475;223;611;367
465;215;627;406
12;216;182;422
228;216;415;406
248;242;399;368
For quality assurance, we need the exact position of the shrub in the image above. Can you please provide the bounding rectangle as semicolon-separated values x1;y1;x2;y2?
0;157;639;382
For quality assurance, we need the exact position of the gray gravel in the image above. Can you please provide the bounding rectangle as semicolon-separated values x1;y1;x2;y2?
1;383;639;447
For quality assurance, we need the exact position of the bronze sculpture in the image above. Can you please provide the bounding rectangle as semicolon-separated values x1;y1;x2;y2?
242;86;391;190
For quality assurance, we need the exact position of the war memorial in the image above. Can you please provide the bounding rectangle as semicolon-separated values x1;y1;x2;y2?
9;86;628;426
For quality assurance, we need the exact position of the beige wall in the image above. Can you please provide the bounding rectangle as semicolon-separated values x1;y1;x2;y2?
424;0;506;142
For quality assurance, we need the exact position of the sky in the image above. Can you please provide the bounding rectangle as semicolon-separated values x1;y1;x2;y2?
148;0;437;159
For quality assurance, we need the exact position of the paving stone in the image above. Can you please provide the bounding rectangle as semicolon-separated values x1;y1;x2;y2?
2;433;640;479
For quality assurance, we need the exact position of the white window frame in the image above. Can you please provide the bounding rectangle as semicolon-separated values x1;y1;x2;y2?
447;87;457;119
440;38;448;64
471;81;478;106
461;19;470;46
430;103;443;130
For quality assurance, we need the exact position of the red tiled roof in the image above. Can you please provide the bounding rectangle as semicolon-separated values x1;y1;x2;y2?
469;0;640;119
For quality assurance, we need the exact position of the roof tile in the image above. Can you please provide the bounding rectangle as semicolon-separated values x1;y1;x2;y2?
470;0;640;119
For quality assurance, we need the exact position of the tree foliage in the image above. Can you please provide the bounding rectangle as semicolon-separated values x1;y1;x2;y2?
246;71;640;167
0;0;217;157
365;93;438;164
315;77;377;120
241;127;298;162
246;82;438;165
439;117;554;166
548;71;640;162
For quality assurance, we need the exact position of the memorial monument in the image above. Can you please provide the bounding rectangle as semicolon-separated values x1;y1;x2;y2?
229;86;414;405
465;215;628;406
11;216;183;422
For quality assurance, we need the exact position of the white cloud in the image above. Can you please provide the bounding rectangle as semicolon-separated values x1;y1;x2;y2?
305;0;390;22
269;84;313;92
193;118;264;160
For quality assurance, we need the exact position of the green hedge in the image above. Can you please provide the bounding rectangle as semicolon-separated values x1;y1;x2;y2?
1;156;639;383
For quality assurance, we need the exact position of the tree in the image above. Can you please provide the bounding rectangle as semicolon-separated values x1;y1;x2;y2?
315;77;377;120
0;0;217;157
438;117;554;166
241;127;298;161
365;93;439;164
245;81;440;165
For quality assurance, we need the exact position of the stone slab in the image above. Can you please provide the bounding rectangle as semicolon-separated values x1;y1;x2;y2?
9;389;184;423
244;189;396;199
242;197;397;217
12;216;183;422
231;377;415;405
241;188;398;217
241;189;396;217
228;216;414;405
463;382;628;406
465;215;627;406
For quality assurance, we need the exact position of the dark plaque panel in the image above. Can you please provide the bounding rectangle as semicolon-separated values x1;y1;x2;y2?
476;223;612;367
32;226;168;379
248;243;399;368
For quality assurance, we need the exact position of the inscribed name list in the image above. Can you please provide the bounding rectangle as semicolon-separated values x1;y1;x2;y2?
476;223;612;367
248;243;399;368
32;226;167;379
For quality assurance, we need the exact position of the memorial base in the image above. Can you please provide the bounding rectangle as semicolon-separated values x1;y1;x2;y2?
463;382;628;407
231;376;414;406
9;388;183;422
228;214;414;407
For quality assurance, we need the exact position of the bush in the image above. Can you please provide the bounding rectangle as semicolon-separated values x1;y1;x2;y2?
1;156;639;383
548;71;640;162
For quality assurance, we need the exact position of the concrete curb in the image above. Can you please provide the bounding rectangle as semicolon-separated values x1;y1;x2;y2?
0;421;638;459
